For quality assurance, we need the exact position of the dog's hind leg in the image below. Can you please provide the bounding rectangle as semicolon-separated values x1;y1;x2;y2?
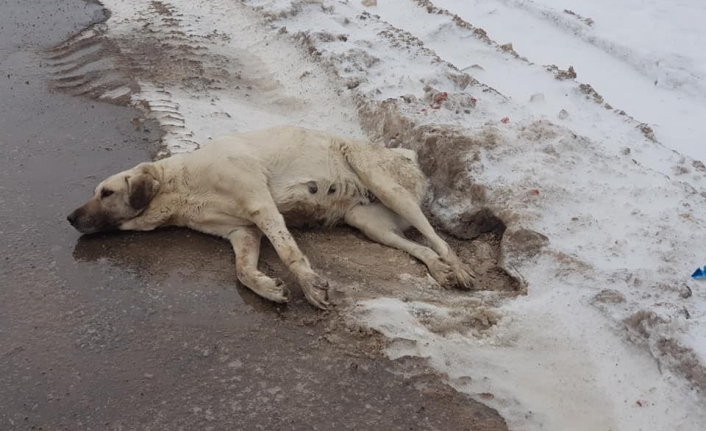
342;144;475;288
229;226;289;303
345;204;459;287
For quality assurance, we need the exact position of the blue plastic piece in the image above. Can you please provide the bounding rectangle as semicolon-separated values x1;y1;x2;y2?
692;267;705;279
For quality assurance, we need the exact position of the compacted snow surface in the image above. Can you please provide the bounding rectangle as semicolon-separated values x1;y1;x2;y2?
54;0;706;429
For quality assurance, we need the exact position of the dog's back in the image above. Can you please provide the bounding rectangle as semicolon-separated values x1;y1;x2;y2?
205;126;426;227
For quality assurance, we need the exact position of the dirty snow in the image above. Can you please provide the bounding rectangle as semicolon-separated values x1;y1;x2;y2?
90;0;364;154
61;0;706;430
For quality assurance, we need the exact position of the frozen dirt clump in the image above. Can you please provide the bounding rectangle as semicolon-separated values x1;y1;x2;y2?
359;98;507;235
624;310;706;392
545;64;577;80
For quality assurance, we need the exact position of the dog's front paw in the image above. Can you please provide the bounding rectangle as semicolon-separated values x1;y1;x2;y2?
298;272;330;310
249;277;290;303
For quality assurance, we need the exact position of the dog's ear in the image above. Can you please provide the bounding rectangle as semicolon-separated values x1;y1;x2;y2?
125;163;161;210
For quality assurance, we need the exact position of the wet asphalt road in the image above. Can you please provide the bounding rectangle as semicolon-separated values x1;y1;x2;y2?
0;1;507;430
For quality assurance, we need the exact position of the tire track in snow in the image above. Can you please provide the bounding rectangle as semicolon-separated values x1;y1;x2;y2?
48;0;364;156
430;0;706;161
490;0;706;99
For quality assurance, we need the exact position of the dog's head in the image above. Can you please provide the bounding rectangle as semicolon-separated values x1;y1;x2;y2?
67;162;161;234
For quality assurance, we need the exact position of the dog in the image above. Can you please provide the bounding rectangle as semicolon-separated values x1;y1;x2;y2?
67;126;475;309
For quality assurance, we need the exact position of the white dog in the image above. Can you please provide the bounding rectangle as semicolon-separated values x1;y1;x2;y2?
67;126;475;309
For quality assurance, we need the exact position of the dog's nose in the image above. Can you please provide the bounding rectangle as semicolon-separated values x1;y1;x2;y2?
67;212;78;225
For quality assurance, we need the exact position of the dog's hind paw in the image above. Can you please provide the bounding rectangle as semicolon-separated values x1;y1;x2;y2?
439;252;477;290
454;265;477;290
299;272;330;310
427;257;457;288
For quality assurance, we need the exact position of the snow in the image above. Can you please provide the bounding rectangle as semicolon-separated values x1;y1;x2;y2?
527;0;706;96
89;0;706;430
359;296;702;431
432;0;706;161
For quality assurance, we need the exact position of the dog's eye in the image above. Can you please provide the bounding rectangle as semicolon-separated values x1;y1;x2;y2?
328;185;337;194
307;183;318;194
101;189;114;199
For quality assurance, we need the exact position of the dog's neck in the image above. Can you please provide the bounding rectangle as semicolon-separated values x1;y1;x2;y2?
153;156;183;193
150;154;189;210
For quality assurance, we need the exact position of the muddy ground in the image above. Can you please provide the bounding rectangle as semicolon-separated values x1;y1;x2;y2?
0;0;508;430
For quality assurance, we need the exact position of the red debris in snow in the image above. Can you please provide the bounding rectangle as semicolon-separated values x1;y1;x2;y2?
434;92;448;104
636;400;643;407
529;189;540;195
430;92;448;109
501;116;510;123
470;97;477;107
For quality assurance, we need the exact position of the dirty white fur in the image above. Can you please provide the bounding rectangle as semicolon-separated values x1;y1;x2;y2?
68;126;475;309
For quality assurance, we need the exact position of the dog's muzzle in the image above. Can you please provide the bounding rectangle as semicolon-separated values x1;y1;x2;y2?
66;211;79;227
